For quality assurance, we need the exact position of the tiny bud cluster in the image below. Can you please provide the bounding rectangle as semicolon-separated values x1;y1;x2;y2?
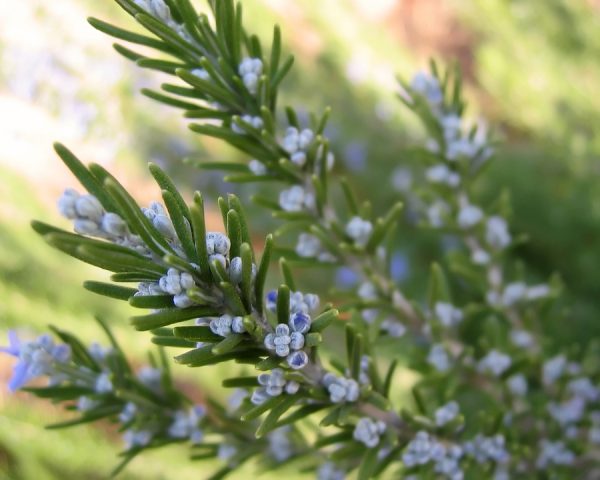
238;57;263;95
251;368;299;404
322;373;360;403
353;417;386;448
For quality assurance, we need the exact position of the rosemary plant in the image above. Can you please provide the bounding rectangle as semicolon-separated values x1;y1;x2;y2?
2;1;598;478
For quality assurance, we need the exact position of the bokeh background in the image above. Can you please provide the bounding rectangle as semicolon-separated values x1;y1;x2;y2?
1;0;600;478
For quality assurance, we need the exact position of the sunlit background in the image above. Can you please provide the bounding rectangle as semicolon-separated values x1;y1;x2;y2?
1;0;600;478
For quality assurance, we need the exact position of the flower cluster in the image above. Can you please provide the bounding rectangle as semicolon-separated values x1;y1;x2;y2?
282;127;314;167
264;317;309;370
402;431;463;480
322;373;360;403
251;368;299;405
295;233;335;262
0;331;71;391
279;186;316;212
238;57;263;95
353;417;386;448
58;189;146;252
209;314;246;337
345;216;373;248
410;72;491;166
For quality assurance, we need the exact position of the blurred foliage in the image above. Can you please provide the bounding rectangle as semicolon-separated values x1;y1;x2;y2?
1;0;600;477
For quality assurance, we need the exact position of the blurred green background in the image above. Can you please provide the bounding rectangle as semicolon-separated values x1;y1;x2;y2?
1;0;599;478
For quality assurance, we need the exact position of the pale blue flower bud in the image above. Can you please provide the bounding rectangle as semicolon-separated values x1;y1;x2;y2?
428;344;451;372
57;188;79;219
191;68;209;80
137;366;162;391
248;159;267;175
95;372;113;393
179;272;195;290
486;216;511;250
434;401;460;426
231;316;245;333
279;186;307;212
289;332;305;350
457;204;483;229
275;324;290;336
77;396;98;412
75;195;104;221
229;256;243;284
536;440;575;469
295;233;322;258
101;212;128;237
285;381;300;394
173;293;194;308
123;429;152;450
290;151;307;166
152;214;176;238
477;350;511;377
209;253;227;269
119;402;137;423
303;293;320;312
73;218;102;236
275;344;290;357
353;417;386;448
507;374;528;396
434;302;463;327
345;216;373;247
317;462;346;480
239;58;262;94
264;333;276;350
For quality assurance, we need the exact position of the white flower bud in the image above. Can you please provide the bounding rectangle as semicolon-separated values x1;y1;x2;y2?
434;401;460;426
179;272;195;290
191;68;210;80
457;204;483;229
353;417;385;448
74;219;102;236
206;232;230;255
153;214;176;238
502;282;526;306
57;188;79;219
95;372;113;393
279;186;306;212
295;233;322;258
209;253;227;269
427;344;451;372
75;195;104;221
248;159;267;175
229;256;243;284
231;316;245;333
290;151;307;166
101;212;128;237
486;216;511;250
477;350;511;377
434;302;463;327
173;293;194;308
507;374;528;396
285;381;300;394
345;217;373;248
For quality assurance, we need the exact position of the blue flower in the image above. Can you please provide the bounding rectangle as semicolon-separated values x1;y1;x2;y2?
0;331;28;391
0;331;71;392
266;290;278;312
335;267;359;288
287;350;309;370
390;252;409;282
289;312;311;334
